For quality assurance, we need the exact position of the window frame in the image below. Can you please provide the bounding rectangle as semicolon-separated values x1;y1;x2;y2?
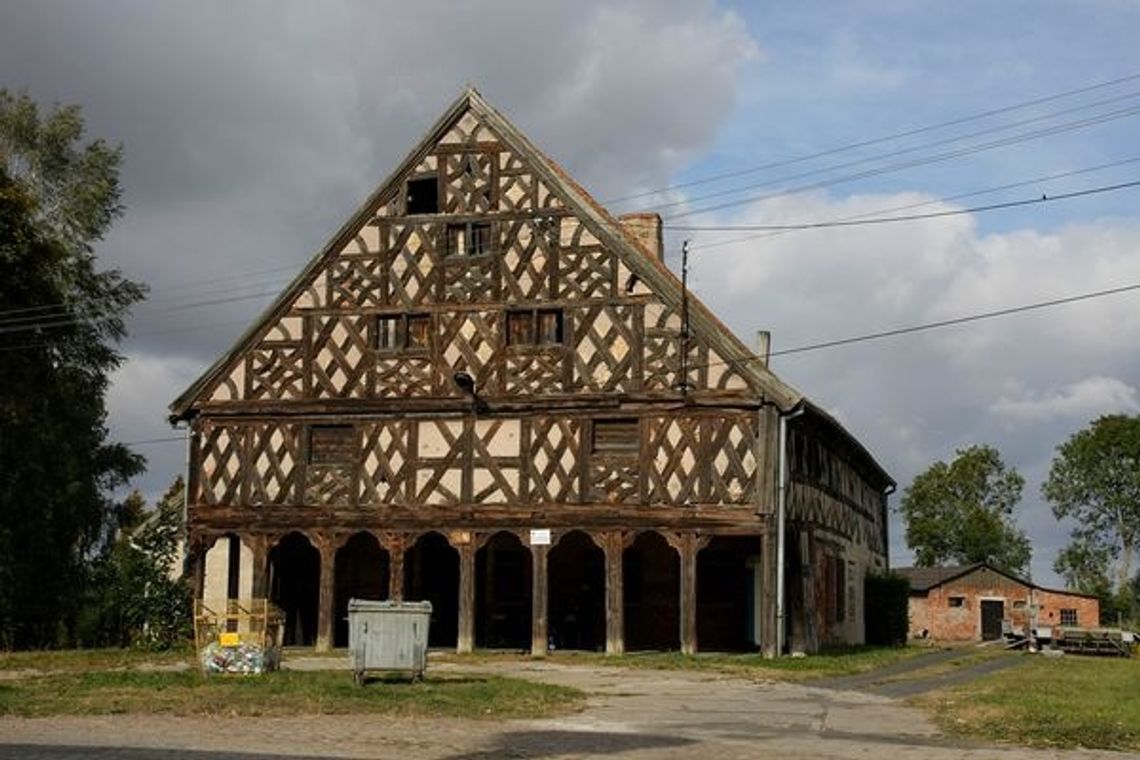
948;596;965;608
1059;608;1078;626
446;221;493;257
505;307;565;347
376;313;432;354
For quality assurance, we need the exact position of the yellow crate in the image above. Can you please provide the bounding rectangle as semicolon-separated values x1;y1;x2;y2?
194;599;284;675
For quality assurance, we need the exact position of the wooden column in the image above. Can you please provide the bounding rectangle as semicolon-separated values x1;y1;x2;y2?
671;532;709;656
249;534;269;599
759;529;779;658
381;532;406;602
456;540;476;654
189;538;206;601
530;543;549;658
315;536;336;652
601;532;624;656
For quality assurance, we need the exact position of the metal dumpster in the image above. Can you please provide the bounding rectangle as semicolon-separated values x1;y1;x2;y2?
347;599;432;683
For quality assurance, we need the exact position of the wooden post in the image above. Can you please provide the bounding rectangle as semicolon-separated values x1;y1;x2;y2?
760;529;779;658
249;534;269;599
531;543;549;658
315;537;336;652
679;535;698;655
601;532;624;656
456;541;476;654
189;538;206;601
382;532;406;602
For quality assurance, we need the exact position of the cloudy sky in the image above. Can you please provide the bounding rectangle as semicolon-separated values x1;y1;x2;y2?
2;0;1138;585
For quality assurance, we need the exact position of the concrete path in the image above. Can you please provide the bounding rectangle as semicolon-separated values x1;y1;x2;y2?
0;659;1134;759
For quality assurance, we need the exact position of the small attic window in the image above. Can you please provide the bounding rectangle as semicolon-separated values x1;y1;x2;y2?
406;176;439;214
447;222;492;256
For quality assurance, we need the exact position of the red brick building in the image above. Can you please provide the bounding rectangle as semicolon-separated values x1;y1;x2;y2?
899;563;1100;641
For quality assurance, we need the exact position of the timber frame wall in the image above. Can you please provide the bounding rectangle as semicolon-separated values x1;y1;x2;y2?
171;89;893;655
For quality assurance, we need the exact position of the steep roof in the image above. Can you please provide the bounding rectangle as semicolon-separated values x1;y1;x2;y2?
169;87;801;418
166;88;891;489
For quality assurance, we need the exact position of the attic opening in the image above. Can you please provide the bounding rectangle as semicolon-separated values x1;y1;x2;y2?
405;175;439;214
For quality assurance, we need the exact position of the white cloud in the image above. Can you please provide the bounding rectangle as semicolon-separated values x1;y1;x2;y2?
991;376;1140;422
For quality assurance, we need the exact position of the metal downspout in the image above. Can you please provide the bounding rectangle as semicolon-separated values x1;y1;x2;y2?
776;405;805;656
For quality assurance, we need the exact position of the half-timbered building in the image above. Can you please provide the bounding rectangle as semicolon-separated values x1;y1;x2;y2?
170;89;893;656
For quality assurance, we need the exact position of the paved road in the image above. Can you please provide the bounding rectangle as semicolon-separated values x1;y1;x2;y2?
0;660;1134;759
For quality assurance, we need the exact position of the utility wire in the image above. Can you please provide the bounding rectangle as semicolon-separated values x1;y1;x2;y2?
603;70;1140;206
650;91;1140;214
664;101;1140;219
665;178;1140;232
694;282;1140;373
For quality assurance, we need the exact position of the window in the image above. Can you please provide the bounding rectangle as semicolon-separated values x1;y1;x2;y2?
447;222;492;256
948;596;965;608
506;308;563;346
309;425;355;464
405;176;438;214
593;418;639;453
377;314;431;352
1060;608;1078;626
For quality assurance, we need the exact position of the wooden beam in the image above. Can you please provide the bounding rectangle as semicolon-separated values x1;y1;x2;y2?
530;543;549;658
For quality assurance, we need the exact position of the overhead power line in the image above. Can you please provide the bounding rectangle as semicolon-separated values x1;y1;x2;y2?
685;157;1140;252
664;101;1140;219
666;178;1140;233
696;282;1140;372
604;70;1140;206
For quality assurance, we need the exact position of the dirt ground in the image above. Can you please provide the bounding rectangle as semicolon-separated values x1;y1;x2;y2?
0;659;1135;759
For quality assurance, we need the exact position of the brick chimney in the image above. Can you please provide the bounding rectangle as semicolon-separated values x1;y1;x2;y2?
618;212;664;262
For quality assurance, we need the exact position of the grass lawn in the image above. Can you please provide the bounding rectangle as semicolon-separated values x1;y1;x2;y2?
916;655;1140;751
0;669;583;719
0;647;193;674
438;644;932;681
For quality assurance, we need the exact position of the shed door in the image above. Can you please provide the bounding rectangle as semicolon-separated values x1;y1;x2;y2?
980;600;1004;640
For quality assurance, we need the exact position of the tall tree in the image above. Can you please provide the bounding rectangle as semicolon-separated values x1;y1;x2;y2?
1043;414;1140;595
0;91;146;648
900;445;1031;574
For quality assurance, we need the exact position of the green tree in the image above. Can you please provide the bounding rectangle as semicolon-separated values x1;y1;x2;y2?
900;445;1031;574
80;479;191;649
1043;414;1140;598
0;90;146;648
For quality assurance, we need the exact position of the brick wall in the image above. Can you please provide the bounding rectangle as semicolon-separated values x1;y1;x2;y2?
906;566;1099;641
